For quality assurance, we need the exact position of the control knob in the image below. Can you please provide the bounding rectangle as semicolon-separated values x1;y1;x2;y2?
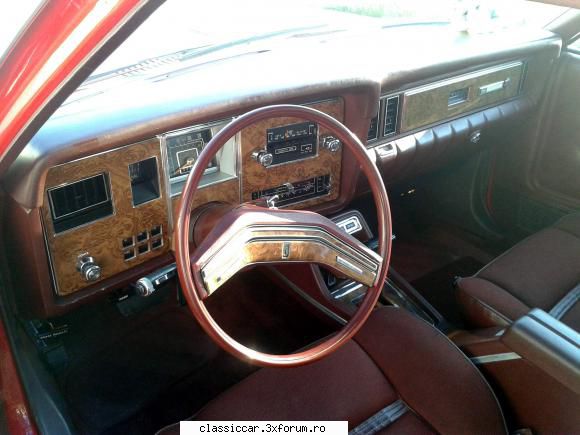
135;277;155;297
76;255;101;282
251;150;274;167
322;136;341;152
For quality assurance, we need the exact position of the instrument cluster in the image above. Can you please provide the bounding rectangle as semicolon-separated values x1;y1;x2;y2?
160;119;237;197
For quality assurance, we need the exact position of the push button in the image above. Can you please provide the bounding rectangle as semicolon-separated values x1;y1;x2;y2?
136;231;148;243
122;237;134;248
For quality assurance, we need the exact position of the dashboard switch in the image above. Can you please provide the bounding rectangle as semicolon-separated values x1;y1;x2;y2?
252;150;274;167
134;264;177;297
150;225;162;237
76;255;101;282
135;277;155;297
151;238;163;250
121;237;134;248
136;231;148;243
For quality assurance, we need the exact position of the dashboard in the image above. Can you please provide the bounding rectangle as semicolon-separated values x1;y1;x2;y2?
2;24;562;317
40;59;525;297
40;99;344;296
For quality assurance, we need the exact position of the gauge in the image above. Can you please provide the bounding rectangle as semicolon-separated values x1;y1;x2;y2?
165;128;218;179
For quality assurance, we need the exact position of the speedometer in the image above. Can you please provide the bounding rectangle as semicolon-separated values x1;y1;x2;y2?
165;127;218;179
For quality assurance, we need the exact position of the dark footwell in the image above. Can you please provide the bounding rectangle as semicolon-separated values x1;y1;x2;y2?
56;269;338;435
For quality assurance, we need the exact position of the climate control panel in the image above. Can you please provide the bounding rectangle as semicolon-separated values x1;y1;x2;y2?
251;175;331;207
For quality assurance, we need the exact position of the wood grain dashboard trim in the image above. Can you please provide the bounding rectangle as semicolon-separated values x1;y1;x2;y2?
239;98;344;208
401;61;524;133
42;99;344;297
42;138;171;296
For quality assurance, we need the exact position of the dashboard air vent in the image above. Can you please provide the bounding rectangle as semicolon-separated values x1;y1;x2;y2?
367;115;379;142
383;95;400;136
48;173;113;233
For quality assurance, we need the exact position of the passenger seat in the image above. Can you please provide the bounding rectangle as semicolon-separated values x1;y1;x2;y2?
456;213;580;332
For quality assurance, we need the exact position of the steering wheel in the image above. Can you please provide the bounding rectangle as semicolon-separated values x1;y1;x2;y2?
175;105;392;367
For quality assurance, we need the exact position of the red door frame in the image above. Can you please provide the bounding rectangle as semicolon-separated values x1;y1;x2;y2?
0;1;156;433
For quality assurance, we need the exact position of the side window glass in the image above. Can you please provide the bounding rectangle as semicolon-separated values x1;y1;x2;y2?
569;37;580;54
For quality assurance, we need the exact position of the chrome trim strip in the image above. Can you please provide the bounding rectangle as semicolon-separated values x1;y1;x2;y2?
404;61;523;96
478;79;510;96
159;132;174;231
470;352;521;365
331;282;364;299
336;255;364;275
168;173;238;199
40;212;60;295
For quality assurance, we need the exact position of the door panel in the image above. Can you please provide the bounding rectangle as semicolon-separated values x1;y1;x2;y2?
488;45;580;238
532;50;580;206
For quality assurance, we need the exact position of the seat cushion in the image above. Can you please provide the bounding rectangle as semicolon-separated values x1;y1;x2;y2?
157;307;506;434
457;213;580;331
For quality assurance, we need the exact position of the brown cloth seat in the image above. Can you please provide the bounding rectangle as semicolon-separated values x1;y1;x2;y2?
158;307;506;434
457;213;580;332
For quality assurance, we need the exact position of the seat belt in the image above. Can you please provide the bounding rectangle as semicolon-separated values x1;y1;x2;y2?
549;283;580;320
349;399;408;435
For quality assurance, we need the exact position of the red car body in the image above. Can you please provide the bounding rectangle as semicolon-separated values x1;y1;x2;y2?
0;1;148;433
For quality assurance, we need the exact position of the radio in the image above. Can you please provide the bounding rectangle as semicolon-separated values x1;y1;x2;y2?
252;121;319;167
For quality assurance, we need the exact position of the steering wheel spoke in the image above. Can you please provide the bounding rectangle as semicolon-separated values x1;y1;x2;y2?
192;206;382;297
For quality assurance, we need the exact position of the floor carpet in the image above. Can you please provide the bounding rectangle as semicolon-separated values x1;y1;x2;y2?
411;256;483;326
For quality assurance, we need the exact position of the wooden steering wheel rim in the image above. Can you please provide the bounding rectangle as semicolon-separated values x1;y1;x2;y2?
174;104;392;367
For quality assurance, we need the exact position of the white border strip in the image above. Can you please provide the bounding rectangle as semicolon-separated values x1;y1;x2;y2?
470;352;521;365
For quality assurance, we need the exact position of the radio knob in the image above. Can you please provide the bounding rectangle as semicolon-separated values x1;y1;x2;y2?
322;136;341;152
76;255;101;282
252;150;274;167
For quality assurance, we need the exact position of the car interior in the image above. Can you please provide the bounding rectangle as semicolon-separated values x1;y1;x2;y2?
0;1;579;434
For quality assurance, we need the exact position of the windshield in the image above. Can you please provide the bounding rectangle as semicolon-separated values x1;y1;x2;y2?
91;0;568;76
